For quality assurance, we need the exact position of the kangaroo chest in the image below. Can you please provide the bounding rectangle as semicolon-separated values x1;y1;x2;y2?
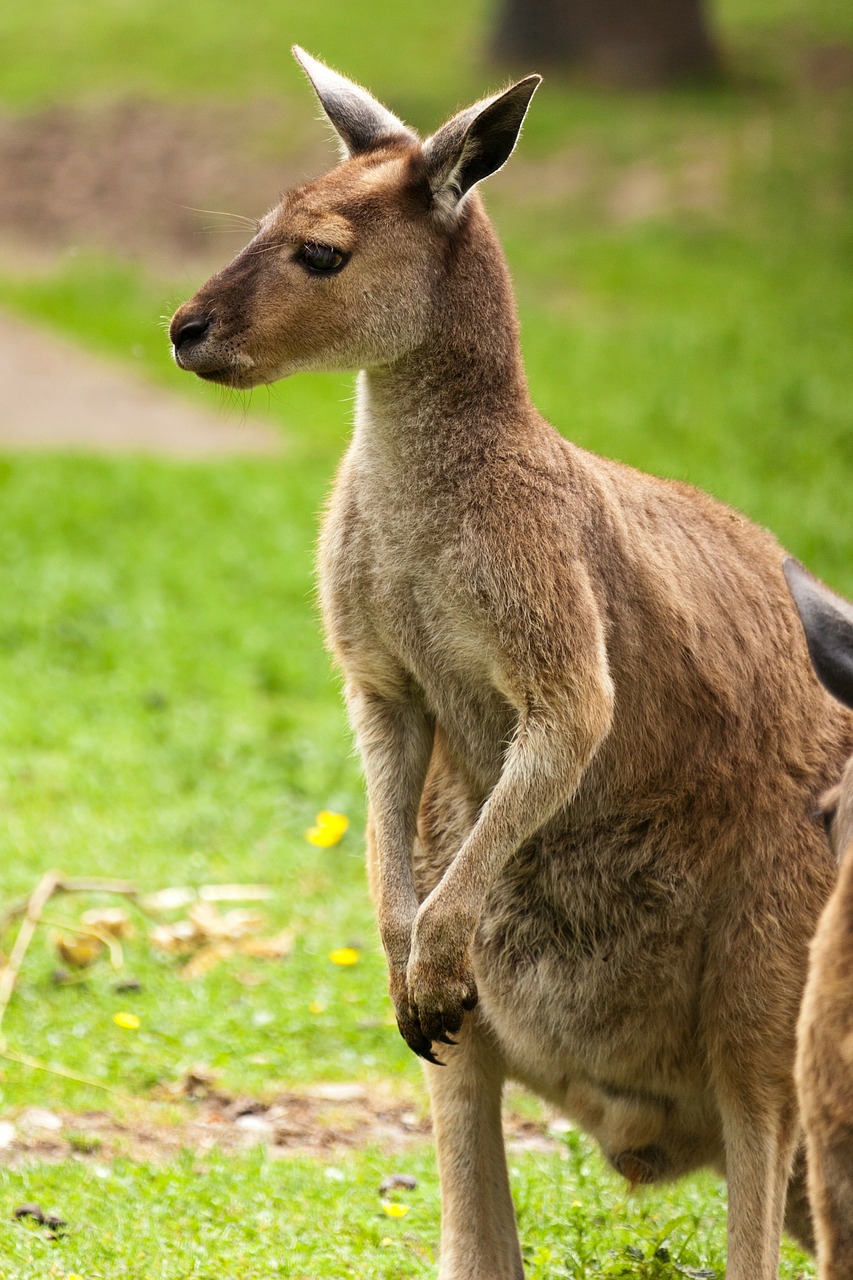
323;465;518;788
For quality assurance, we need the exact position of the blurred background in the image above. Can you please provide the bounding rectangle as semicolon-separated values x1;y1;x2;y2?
0;0;850;1245
1;0;851;535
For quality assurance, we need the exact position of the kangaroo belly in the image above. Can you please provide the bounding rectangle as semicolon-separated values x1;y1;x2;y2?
410;701;835;1187
468;838;723;1179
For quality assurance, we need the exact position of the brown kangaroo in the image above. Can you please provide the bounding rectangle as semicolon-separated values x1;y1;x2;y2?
785;557;853;1280
170;50;852;1279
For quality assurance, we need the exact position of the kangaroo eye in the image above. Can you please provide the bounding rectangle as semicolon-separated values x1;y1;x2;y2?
297;242;348;274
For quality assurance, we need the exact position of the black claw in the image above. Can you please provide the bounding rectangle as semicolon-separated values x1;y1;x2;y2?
461;991;479;1011
434;1032;457;1046
416;1045;445;1066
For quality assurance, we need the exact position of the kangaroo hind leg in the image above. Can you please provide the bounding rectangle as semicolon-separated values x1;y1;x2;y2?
425;1019;524;1280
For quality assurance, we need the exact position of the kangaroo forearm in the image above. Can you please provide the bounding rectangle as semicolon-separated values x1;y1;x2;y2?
417;709;609;940
348;686;435;960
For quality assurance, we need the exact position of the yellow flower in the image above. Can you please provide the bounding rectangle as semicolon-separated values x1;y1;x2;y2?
113;1012;140;1030
309;1000;326;1014
329;947;359;966
305;810;349;847
381;1201;409;1218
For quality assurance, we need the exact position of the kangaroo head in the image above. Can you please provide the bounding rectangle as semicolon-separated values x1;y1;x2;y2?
785;556;853;860
169;49;539;388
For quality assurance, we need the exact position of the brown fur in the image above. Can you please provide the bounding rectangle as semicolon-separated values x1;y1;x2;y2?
786;562;853;1279
170;53;852;1279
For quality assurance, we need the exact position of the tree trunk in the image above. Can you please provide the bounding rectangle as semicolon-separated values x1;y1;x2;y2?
491;0;720;88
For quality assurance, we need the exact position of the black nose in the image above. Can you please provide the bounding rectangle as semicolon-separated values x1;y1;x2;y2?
172;315;211;351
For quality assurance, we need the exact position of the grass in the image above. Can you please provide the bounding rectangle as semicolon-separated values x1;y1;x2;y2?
0;0;851;114
0;0;851;1273
0;1130;816;1279
0;454;415;1106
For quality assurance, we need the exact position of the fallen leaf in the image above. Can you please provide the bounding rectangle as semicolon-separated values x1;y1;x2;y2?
141;886;197;912
149;920;201;954
80;907;134;938
180;941;234;981
56;934;103;969
238;928;295;959
188;902;266;940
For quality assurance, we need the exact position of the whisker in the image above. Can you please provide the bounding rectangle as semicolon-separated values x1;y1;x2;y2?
193;225;255;237
179;204;260;230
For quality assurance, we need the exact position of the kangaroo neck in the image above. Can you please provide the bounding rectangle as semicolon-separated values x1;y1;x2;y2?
356;198;534;472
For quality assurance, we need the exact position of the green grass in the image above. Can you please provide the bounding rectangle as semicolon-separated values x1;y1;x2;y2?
0;1131;816;1279
0;0;850;1274
0;0;492;117
0;453;421;1108
1;0;851;114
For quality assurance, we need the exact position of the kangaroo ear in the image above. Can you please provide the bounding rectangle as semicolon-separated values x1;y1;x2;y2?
423;75;540;221
292;47;416;158
784;557;853;710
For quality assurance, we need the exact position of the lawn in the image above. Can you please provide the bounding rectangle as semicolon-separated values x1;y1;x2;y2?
0;1140;722;1280
0;0;850;1273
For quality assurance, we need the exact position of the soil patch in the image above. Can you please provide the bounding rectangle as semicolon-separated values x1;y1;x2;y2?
0;309;279;455
801;41;853;91
0;1083;563;1166
0;95;727;256
0;97;330;270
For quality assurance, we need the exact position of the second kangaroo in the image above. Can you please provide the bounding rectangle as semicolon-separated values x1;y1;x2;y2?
786;558;853;1280
170;51;852;1280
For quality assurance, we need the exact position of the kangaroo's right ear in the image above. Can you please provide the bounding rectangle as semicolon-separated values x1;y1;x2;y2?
784;557;853;710
423;75;541;223
292;47;416;159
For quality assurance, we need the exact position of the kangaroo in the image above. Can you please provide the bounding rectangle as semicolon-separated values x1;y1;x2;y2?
169;50;852;1279
785;557;853;1280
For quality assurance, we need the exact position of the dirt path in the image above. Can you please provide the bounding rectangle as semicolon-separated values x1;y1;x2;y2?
0;1082;563;1166
0;309;280;456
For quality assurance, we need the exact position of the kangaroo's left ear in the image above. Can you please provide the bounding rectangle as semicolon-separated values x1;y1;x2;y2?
423;75;541;222
293;46;416;158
